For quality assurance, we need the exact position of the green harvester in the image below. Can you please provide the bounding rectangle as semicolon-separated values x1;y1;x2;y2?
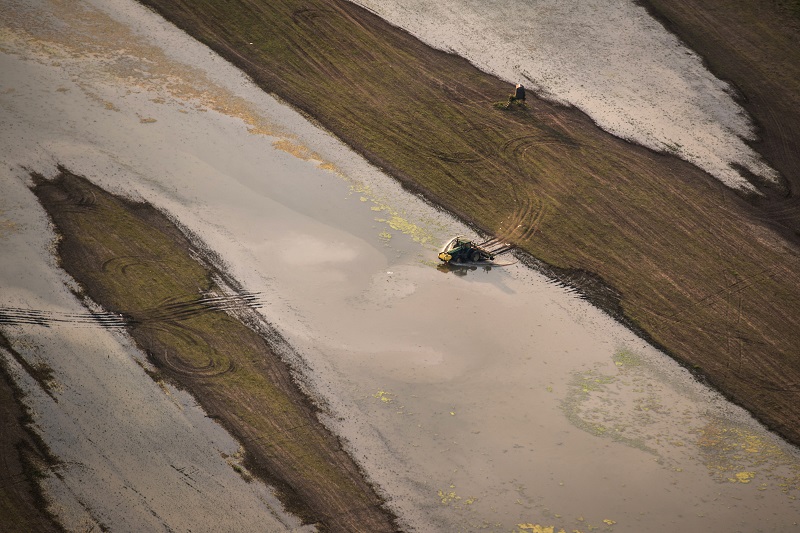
437;235;513;264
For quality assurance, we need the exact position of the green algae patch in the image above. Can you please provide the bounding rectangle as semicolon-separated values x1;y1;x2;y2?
437;488;460;505
561;367;652;451
374;390;393;403
560;351;674;455
436;484;476;510
516;523;597;533
612;349;642;369
563;349;800;499
31;169;397;533
349;181;439;247
695;418;800;495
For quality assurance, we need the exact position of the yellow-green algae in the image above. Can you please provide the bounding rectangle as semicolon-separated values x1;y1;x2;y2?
436;485;476;510
349;181;440;247
266;112;444;250
694;418;800;493
561;359;655;454
516;523;614;533
373;390;393;403
562;348;687;456
437;488;460;505
0;210;18;239
563;348;800;499
267;139;444;249
612;349;642;368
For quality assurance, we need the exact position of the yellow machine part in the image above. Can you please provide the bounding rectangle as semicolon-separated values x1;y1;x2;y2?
438;252;452;262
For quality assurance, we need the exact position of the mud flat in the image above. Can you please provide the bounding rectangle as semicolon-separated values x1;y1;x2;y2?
134;0;800;448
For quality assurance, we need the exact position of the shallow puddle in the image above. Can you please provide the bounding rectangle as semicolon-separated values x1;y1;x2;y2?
1;1;799;532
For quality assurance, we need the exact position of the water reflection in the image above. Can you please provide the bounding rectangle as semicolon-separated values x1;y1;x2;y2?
436;262;494;276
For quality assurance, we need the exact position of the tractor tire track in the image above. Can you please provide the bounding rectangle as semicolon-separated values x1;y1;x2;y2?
0;292;263;328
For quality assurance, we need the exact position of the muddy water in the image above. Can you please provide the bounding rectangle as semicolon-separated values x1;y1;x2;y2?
1;1;799;532
350;0;777;192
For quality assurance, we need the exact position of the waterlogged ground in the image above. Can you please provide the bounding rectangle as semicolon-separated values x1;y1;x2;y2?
1;0;800;532
350;0;777;191
1;184;307;529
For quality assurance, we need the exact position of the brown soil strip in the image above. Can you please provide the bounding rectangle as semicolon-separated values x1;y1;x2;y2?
134;0;800;448
0;333;64;533
639;0;800;236
31;170;399;533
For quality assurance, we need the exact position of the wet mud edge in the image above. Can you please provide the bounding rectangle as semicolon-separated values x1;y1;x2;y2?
0;332;65;533
636;0;800;241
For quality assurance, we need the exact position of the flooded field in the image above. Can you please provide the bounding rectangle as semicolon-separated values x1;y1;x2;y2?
1;0;799;531
351;0;778;191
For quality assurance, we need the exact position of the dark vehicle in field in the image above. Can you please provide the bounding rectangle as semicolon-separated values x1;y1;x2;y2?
437;235;513;264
